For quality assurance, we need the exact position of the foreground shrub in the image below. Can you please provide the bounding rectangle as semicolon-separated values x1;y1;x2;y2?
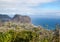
14;30;39;42
0;32;12;42
0;29;40;42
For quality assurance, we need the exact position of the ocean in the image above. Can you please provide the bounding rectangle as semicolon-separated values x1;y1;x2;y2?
10;15;60;30
31;17;60;30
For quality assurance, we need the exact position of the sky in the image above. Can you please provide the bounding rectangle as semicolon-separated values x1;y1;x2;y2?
0;0;60;18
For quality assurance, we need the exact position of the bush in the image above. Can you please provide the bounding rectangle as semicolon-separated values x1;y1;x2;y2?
0;32;12;42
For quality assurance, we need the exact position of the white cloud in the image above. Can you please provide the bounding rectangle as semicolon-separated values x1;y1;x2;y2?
0;0;57;5
0;0;56;2
0;0;60;18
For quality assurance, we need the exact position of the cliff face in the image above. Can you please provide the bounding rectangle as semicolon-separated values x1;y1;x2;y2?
0;14;31;23
0;14;11;22
12;14;31;23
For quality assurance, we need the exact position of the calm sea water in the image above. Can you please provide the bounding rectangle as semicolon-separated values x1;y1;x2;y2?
31;17;60;30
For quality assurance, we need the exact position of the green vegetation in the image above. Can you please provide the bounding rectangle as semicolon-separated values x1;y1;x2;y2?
0;22;60;42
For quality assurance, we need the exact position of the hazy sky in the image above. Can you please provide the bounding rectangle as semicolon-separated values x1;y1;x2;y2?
0;0;60;18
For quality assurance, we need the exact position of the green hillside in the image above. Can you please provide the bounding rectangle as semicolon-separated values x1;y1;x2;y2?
0;22;59;42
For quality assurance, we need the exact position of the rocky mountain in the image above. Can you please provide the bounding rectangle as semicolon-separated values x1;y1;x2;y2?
12;14;31;23
0;14;11;22
0;14;31;23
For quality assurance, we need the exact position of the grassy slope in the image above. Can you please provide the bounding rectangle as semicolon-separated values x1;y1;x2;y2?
0;22;59;42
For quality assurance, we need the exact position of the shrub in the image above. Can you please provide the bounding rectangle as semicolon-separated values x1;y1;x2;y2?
0;32;12;42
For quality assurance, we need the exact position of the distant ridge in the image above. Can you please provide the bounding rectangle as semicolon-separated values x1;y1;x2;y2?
12;14;31;23
0;14;11;22
0;14;31;23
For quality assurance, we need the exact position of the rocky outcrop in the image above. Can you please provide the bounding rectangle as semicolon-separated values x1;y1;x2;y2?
0;14;11;22
0;14;31;23
12;14;31;23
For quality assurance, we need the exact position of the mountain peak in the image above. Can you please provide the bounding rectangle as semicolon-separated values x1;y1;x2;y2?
0;14;31;23
12;14;31;23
